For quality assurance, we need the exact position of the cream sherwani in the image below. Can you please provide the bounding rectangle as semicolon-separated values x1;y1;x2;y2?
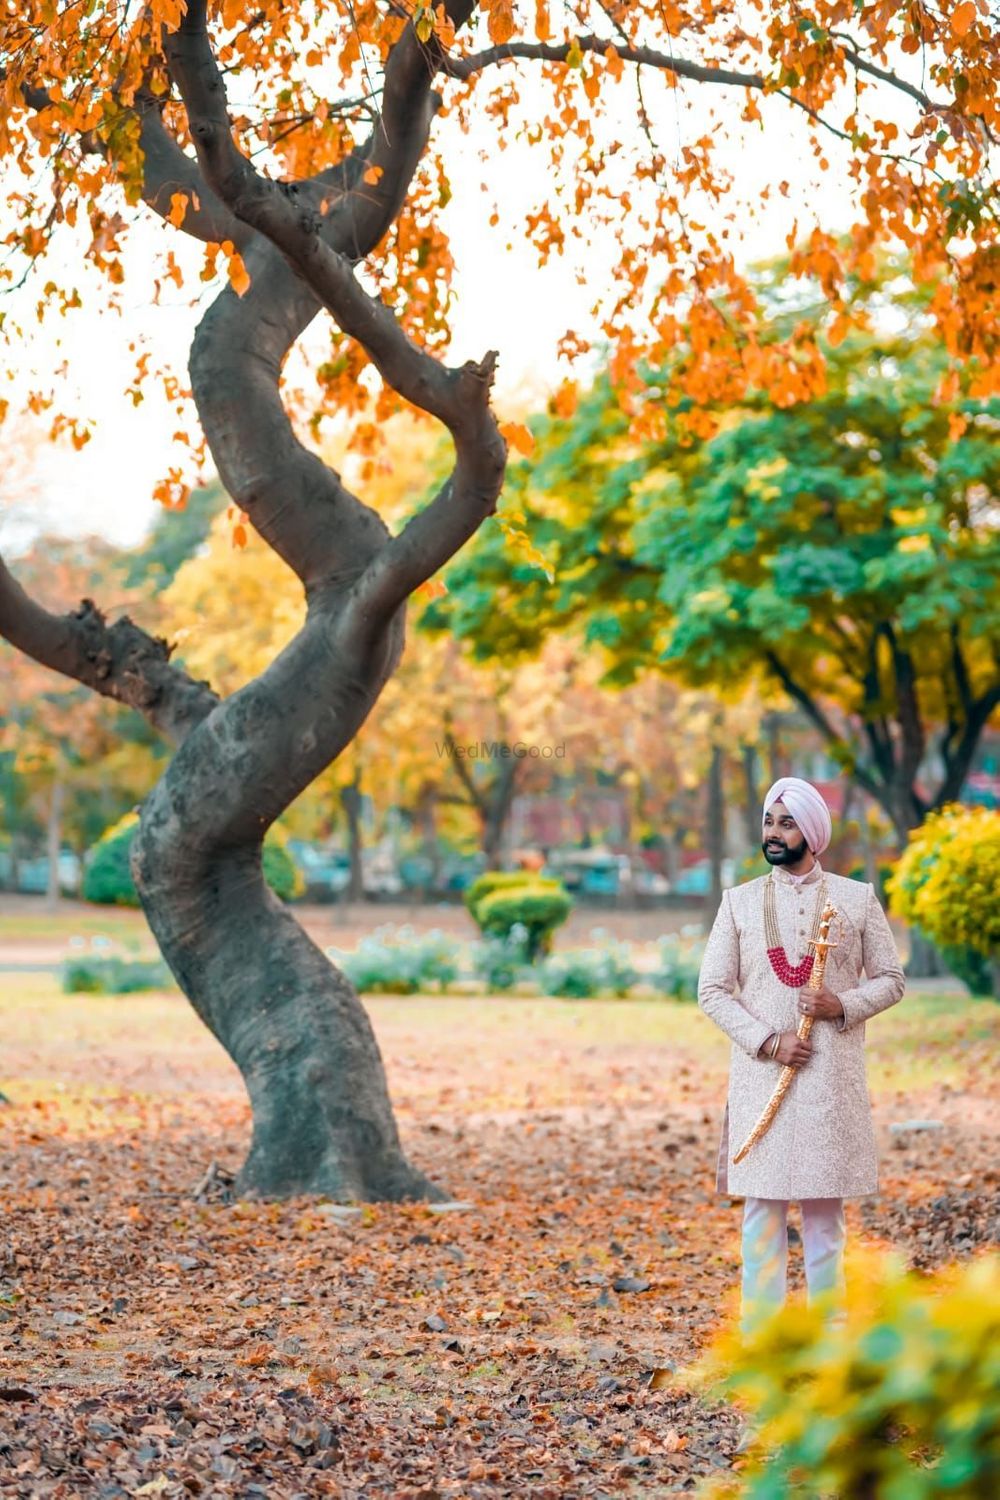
698;864;905;1200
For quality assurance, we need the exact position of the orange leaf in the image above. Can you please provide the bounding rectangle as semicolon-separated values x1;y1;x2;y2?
827;312;851;347
951;2;976;37
416;577;448;600
167;192;188;228
232;523;248;549
227;250;251;297
499;421;534;456
550;379;578;419
363;164;384;185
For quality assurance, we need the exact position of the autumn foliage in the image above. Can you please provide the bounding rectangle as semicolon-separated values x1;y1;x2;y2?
1;2;998;484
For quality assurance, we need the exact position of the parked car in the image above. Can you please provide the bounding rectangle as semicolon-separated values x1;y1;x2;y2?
0;849;81;895
286;842;352;900
672;858;736;895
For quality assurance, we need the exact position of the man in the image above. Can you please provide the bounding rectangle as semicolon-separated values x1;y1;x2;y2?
697;776;904;1330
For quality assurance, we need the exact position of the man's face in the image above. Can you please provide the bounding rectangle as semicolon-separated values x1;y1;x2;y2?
762;802;809;865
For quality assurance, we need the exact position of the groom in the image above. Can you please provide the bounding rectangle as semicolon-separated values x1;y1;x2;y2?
697;777;905;1328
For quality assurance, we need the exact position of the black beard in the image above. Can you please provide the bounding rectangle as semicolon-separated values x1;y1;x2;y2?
762;836;808;866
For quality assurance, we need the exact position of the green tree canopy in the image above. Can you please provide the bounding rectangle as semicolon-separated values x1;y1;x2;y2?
424;266;1000;844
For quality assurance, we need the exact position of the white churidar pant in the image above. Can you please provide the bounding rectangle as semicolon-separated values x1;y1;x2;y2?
740;1196;846;1330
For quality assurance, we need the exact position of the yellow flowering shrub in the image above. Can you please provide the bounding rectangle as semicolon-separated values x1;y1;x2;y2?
887;806;1000;959
694;1250;1000;1498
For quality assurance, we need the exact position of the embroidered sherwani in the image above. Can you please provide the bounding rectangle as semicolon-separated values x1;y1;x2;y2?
698;864;905;1200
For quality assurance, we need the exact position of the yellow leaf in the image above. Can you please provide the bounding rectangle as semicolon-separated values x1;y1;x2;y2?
499;421;534;456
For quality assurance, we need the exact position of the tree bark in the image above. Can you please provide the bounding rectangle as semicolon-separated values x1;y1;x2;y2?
45;775;64;907
481;758;520;871
705;744;725;928
340;773;365;903
741;742;760;848
130;609;442;1201
1;4;503;1203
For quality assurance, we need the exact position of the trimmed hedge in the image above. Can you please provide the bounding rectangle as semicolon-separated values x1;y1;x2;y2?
63;955;174;994
475;882;571;961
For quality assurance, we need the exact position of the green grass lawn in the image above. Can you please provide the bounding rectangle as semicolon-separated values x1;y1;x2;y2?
0;901;151;944
3;970;994;1110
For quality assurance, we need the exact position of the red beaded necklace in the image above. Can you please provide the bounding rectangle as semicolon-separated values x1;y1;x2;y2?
763;873;827;988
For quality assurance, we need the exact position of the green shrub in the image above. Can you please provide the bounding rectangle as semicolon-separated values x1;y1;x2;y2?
475;881;571;961
62;955;174;994
333;925;461;995
471;931;530;992
938;943;995;998
538;938;638;998
261;832;305;902
848;863;896;902
650;934;702;1000
83;814;304;906
81;815;141;907
696;1249;1000;1499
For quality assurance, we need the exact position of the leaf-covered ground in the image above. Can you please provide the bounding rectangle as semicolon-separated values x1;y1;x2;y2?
1;971;997;1497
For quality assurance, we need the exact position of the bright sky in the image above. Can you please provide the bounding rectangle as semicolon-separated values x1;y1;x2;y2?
1;50;880;552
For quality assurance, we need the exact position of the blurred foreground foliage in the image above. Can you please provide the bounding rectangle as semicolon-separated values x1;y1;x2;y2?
695;1249;1000;1498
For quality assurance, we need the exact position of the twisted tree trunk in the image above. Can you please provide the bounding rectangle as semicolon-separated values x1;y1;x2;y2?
0;1;503;1201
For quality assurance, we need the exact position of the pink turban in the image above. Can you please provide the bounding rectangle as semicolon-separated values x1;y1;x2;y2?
762;777;833;856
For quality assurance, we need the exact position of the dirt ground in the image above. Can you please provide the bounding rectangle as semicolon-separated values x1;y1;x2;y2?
1;969;997;1498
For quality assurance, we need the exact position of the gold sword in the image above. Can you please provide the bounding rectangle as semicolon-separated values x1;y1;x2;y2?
732;902;839;1165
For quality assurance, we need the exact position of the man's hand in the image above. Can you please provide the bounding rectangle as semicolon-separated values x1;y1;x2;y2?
798;982;844;1022
773;1030;813;1067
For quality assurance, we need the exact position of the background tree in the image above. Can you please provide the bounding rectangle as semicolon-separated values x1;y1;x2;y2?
0;4;996;1200
1;537;167;898
428;266;1000;852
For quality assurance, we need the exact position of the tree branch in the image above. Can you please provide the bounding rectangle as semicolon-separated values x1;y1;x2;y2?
934;680;1000;807
441;33;761;89
166;0;505;618
441;722;488;815
4;69;249;248
881;621;925;790
133;88;252;246
0;553;219;744
765;650;883;803
830;36;934;112
441;29;940;121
